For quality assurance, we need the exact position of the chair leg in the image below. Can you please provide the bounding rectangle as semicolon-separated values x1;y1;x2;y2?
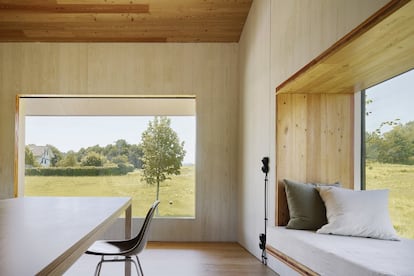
94;256;104;276
92;255;142;276
135;255;144;276
126;256;141;276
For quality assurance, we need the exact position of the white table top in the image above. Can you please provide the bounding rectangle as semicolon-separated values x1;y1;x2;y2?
0;196;131;276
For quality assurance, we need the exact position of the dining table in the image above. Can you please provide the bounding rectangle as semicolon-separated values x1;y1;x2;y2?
0;196;132;276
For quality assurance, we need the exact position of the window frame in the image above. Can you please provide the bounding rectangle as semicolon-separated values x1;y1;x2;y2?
360;90;367;190
18;95;196;218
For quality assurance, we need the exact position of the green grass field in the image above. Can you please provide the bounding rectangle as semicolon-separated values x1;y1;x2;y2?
366;162;414;239
25;163;414;239
25;165;195;218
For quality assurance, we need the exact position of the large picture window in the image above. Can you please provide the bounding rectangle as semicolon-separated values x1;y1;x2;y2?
20;96;196;218
363;69;414;239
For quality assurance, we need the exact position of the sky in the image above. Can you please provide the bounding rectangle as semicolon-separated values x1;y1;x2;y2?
365;69;414;133
25;116;196;164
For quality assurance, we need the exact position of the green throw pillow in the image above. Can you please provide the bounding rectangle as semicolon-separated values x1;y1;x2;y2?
284;179;340;230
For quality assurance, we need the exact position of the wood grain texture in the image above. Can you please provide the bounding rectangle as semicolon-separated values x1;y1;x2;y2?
0;0;252;42
276;93;354;226
276;0;414;94
14;95;20;198
270;0;389;90
67;242;278;275
238;1;387;254
273;0;411;226
143;242;277;275
0;43;239;242
0;197;131;276
0;3;149;13
266;244;318;276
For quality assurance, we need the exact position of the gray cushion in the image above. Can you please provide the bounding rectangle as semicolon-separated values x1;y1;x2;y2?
284;179;340;230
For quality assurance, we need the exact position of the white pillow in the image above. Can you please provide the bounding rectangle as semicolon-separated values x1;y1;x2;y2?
316;186;399;240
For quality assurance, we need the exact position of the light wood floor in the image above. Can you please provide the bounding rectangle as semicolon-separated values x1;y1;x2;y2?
65;242;278;276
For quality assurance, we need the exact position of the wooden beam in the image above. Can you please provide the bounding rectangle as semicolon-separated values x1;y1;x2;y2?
0;4;149;14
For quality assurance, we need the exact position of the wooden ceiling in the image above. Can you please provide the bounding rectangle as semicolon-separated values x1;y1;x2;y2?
0;0;253;42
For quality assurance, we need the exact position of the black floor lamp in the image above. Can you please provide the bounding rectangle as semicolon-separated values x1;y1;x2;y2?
259;157;269;265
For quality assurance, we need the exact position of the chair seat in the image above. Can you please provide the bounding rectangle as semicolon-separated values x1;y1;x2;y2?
85;200;160;276
86;240;136;256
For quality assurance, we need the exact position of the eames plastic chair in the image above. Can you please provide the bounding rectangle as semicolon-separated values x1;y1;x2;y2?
85;200;160;276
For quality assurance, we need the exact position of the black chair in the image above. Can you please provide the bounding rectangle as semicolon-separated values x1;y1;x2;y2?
86;200;160;276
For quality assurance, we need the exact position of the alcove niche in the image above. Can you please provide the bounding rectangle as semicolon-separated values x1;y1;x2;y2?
275;0;414;225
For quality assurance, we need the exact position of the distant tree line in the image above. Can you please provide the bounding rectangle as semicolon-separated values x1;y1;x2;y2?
366;121;414;165
26;139;143;169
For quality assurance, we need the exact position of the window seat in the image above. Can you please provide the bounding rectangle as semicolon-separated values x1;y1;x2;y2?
266;226;414;276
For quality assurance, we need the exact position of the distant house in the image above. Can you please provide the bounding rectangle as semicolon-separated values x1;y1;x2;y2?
27;145;55;167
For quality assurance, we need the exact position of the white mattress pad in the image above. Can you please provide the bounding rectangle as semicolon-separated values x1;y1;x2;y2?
267;226;414;276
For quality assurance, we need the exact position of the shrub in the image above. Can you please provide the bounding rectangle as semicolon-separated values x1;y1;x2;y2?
25;164;134;176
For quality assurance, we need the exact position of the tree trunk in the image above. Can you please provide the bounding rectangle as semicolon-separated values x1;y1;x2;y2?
156;179;160;215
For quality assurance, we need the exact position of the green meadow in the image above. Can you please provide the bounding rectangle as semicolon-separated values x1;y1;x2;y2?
25;165;195;218
366;162;414;239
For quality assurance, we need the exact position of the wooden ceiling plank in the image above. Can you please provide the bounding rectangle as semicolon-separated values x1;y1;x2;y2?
0;13;248;24
55;0;144;3
0;0;253;42
0;3;149;13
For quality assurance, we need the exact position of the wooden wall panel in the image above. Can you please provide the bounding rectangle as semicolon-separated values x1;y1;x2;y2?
238;0;386;262
0;42;238;242
270;0;388;90
276;0;414;95
276;93;354;225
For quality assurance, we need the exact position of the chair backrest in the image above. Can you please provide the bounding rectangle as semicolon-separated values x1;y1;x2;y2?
127;200;160;255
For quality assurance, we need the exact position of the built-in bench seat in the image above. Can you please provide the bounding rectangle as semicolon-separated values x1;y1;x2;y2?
266;226;414;276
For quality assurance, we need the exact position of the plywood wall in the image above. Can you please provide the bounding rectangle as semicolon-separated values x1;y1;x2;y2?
0;43;239;241
276;93;354;225
237;0;387;260
270;0;389;89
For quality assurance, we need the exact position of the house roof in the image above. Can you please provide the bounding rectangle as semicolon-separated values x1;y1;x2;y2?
27;144;55;158
0;0;253;42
